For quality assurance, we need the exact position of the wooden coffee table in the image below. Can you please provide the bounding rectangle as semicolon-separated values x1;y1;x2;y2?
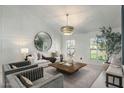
49;62;87;74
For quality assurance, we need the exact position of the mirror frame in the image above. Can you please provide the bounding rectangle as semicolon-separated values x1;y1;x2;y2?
34;31;52;52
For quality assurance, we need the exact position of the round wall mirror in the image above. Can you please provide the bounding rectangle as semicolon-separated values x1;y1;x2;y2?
34;32;52;51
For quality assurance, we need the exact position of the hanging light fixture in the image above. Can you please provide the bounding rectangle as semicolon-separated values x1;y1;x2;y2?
61;14;74;35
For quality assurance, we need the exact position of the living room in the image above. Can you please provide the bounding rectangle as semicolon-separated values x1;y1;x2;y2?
0;5;124;88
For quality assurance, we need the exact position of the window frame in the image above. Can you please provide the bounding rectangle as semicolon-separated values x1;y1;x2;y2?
66;40;75;56
90;37;107;61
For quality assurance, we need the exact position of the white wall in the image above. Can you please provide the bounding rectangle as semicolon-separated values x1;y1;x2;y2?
62;27;121;64
0;6;62;64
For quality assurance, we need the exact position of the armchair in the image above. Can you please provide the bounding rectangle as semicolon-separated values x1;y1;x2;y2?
6;66;64;88
2;61;38;87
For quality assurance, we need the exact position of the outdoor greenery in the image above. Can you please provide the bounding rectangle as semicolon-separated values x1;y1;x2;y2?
90;38;107;61
97;26;121;62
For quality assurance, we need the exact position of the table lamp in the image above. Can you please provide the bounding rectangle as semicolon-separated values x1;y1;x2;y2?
21;48;29;60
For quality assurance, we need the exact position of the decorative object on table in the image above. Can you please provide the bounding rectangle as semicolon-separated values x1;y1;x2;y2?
21;48;29;60
67;48;75;63
60;54;63;62
34;32;52;52
80;57;83;63
61;13;74;35
64;62;72;66
97;26;121;62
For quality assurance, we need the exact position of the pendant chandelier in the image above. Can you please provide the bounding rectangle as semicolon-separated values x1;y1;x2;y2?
61;14;74;35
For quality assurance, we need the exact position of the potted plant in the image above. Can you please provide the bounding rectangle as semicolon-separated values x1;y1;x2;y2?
97;26;121;63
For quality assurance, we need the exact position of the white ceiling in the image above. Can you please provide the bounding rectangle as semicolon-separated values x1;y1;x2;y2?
22;5;121;34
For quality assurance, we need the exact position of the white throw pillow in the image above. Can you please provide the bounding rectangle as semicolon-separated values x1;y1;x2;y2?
12;65;18;69
27;56;34;64
43;52;51;57
20;75;33;87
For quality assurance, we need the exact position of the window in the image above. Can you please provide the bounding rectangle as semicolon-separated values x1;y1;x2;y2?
66;40;75;57
90;37;107;61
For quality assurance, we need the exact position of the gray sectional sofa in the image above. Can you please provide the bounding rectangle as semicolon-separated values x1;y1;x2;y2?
2;61;38;87
6;66;64;88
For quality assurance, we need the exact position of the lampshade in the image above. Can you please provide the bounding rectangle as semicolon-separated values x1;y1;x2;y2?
61;26;74;35
21;48;29;54
61;14;74;35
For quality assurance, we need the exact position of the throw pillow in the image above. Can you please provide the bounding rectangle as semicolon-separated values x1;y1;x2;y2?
12;65;18;69
25;54;32;61
19;75;33;88
51;51;58;57
27;56;34;64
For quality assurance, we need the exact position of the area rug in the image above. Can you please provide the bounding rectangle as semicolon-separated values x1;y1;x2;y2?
44;64;104;88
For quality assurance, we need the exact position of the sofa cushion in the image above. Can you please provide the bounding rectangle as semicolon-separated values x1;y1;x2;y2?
34;59;48;64
38;61;51;67
18;75;33;88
